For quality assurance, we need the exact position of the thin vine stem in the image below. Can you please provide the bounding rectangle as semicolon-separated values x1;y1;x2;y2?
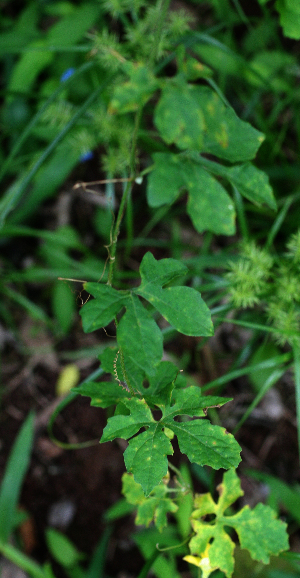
107;0;171;287
107;106;143;286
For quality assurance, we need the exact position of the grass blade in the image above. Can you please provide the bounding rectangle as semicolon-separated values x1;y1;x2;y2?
0;412;34;544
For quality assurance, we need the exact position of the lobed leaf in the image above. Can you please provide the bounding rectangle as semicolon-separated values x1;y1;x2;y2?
228;503;289;564
101;397;154;442
100;386;240;494
164;387;232;418
147;154;235;235
136;253;213;336
224;162;276;210
138;251;188;286
122;472;178;532
186;469;289;578
124;427;173;496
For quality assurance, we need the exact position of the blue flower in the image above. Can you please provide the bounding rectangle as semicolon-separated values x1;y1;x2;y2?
80;151;94;162
60;68;75;82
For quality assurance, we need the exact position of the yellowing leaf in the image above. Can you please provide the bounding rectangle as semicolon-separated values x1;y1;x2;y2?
187;469;289;578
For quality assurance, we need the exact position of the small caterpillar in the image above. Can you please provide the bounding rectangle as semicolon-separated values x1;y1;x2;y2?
113;350;130;392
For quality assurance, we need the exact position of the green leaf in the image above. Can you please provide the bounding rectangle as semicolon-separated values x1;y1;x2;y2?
117;294;163;378
0;412;34;544
147;154;235;234
110;62;158;113
172;421;240;470
138;250;188;286
7;4;102;94
143;361;181;406
122;473;178;532
155;82;264;161
203;159;276;210
98;346;119;374
52;281;75;334
226;163;276;209
80;283;128;332
276;0;300;39
155;81;205;150
175;463;194;539
96;352;181;406
100;388;239;495
186;469;289;578
185;164;235;235
194;86;265;162
46;529;84;568
228;503;289;564
77;381;128;408
164;387;232;418
136;252;213;336
147;153;186;207
101;397;155;443
124;427;173;496
148;154;276;224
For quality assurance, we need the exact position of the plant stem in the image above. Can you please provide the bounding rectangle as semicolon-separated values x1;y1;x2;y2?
107;0;170;285
107;106;142;286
